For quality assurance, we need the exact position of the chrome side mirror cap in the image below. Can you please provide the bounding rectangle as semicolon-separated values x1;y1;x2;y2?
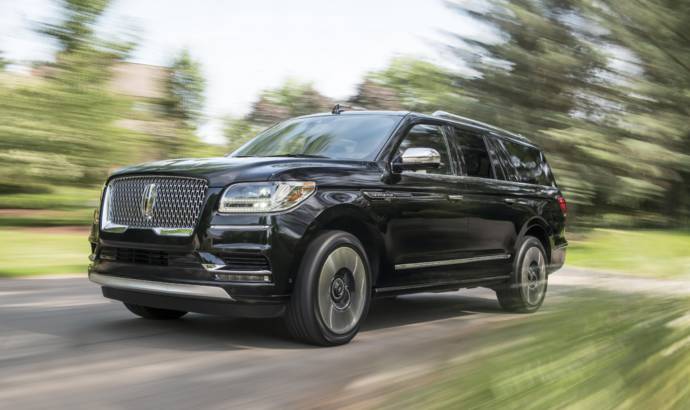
393;147;442;172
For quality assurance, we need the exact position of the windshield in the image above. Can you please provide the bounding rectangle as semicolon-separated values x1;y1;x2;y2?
231;114;402;160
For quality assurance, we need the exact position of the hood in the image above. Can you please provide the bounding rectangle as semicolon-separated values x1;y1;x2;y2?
109;156;376;187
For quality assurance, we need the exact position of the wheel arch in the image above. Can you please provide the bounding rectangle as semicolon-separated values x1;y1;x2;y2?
517;216;552;263
291;204;387;285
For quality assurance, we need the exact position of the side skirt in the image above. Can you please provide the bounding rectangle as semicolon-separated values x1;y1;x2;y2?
373;275;510;298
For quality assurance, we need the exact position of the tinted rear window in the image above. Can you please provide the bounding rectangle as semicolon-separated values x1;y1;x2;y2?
496;139;555;186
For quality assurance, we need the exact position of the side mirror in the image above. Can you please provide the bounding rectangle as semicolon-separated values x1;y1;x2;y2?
393;147;441;172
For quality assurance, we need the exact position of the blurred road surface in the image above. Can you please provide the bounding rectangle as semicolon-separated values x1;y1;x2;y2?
1;268;687;409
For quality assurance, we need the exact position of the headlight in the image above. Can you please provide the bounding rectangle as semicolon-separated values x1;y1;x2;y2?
218;181;316;213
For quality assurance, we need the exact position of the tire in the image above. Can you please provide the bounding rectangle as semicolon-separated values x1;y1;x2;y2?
285;230;372;346
123;303;187;320
496;236;548;313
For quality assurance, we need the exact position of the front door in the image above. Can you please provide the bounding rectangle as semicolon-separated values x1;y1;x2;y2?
379;122;473;286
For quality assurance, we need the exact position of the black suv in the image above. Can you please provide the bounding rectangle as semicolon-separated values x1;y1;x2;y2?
89;109;567;346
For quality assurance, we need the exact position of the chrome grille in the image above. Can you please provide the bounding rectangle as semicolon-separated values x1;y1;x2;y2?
103;176;208;234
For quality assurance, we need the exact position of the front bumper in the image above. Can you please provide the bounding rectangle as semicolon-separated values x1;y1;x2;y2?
88;187;324;308
95;277;286;318
90;272;235;300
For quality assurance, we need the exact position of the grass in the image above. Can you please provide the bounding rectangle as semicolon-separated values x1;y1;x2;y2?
0;228;90;277
392;292;690;409
0;186;98;227
567;229;690;278
0;186;100;209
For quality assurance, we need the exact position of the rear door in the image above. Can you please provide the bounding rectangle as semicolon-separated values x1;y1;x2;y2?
447;127;520;277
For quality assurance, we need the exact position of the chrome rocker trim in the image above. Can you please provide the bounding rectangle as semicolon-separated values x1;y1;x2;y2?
395;253;512;271
89;272;234;301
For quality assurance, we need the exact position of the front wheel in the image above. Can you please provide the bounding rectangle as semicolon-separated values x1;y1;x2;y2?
285;230;371;346
496;236;548;313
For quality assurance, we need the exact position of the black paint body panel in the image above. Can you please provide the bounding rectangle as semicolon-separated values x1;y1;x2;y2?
89;112;567;317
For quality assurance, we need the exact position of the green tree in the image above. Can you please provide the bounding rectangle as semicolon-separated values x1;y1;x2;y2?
247;79;332;125
364;58;470;113
582;0;690;224
440;0;690;226
165;49;206;127
0;0;141;193
40;0;109;54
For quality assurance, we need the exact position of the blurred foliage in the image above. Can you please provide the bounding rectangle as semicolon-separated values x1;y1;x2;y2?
392;291;690;409
221;0;689;228
0;186;99;209
0;55;140;193
568;229;690;278
223;79;334;154
357;0;690;227
2;0;690;230
0;186;98;226
246;79;333;126
224;117;262;153
0;0;220;201
164;49;206;128
0;52;8;71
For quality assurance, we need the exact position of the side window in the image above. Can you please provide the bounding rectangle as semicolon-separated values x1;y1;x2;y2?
452;128;494;179
485;136;515;181
397;124;452;175
498;139;554;186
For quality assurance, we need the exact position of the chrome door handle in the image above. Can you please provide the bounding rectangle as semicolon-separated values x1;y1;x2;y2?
448;194;464;201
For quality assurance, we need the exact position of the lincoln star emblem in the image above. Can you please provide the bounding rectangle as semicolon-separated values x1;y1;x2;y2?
141;183;158;220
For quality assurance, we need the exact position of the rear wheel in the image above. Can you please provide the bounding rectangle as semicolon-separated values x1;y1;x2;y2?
123;303;187;320
496;236;548;313
285;230;371;346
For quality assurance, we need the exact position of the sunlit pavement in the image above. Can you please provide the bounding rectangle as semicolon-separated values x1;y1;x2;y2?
0;269;687;409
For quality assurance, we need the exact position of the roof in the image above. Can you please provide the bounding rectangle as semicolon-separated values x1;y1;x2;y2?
298;109;536;146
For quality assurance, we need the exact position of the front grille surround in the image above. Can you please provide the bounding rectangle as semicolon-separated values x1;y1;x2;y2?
102;175;208;236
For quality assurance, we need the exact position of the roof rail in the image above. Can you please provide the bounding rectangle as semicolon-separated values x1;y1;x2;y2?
431;110;529;142
331;103;367;114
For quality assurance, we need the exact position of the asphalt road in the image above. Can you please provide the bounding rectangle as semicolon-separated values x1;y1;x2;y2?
1;269;687;409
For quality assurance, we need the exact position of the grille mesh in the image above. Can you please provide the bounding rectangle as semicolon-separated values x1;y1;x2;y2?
106;176;208;230
220;252;271;271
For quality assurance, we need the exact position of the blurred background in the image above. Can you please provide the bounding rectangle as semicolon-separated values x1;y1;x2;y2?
0;0;688;408
1;0;689;277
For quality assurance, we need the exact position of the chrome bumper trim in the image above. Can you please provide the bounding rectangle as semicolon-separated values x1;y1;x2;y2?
201;264;271;275
89;272;234;301
395;253;511;271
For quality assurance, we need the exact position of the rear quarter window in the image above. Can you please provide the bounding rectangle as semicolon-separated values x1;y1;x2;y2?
496;139;555;187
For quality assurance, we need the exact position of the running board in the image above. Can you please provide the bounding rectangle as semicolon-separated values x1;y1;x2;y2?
374;275;510;296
